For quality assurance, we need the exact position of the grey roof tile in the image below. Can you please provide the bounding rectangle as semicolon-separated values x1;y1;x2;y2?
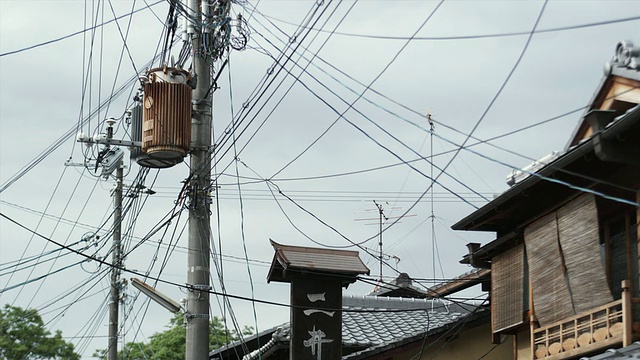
338;296;469;348
211;295;481;359
579;342;640;360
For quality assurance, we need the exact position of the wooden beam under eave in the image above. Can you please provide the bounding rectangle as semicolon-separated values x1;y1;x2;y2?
599;77;640;110
429;268;490;298
570;76;640;147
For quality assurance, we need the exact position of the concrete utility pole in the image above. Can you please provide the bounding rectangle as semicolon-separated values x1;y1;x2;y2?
75;118;127;359
108;164;123;360
186;0;212;358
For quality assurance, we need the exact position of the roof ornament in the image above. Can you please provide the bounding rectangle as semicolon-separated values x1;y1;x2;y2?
605;41;640;74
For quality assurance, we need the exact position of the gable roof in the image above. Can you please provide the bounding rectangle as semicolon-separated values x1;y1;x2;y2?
266;239;370;284
209;295;485;360
567;40;640;149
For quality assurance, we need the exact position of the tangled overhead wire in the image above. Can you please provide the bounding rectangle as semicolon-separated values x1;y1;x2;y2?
191;0;249;59
230;13;249;51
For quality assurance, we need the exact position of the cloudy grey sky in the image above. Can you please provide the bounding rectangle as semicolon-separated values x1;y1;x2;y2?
1;0;639;358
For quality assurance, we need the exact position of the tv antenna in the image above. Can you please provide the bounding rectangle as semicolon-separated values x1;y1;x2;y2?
354;200;415;282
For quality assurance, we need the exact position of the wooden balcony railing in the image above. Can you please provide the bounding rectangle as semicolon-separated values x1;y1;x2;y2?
531;280;636;360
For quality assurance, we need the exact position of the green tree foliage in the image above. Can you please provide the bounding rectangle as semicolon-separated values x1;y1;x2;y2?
94;313;253;359
0;304;81;360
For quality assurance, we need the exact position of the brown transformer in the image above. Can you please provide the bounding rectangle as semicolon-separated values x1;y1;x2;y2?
141;66;191;165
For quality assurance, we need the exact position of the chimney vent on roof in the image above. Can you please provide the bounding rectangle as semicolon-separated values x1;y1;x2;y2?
466;243;481;255
395;273;412;287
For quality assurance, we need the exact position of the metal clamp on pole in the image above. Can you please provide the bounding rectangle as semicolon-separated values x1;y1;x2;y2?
190;284;212;291
185;313;209;319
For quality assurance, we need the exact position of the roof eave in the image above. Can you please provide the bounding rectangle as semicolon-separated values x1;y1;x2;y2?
451;140;594;232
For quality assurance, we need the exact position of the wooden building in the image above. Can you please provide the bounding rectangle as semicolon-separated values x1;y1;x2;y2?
453;41;640;360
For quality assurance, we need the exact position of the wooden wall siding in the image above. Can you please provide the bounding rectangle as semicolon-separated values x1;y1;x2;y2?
525;212;574;327
557;194;613;314
492;244;524;333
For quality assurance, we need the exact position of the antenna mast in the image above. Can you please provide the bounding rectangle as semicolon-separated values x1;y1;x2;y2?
428;111;436;285
373;200;386;282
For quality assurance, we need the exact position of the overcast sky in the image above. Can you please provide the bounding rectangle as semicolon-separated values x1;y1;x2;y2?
1;0;639;358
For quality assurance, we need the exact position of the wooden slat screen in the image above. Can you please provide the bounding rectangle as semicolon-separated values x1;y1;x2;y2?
491;244;524;333
557;194;612;313
525;211;574;327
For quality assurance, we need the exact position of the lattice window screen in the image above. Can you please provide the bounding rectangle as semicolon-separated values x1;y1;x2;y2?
611;230;627;299
492;244;524;333
557;194;612;313
524;211;574;327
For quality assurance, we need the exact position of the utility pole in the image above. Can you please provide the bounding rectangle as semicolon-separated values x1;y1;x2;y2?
186;0;212;358
108;164;123;360
76;117;127;360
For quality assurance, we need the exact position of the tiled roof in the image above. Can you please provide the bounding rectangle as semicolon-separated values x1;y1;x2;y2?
211;295;483;360
579;341;640;359
267;240;370;283
341;296;470;348
241;327;287;360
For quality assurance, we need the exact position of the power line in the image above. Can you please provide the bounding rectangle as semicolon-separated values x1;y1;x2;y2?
236;6;506;211
0;199;273;268
241;23;483;210
260;12;640;41
214;3;488;215
0;44;177;194
205;0;343;183
226;0;360;179
240;24;640;195
244;3;640;201
1;212;489;313
0;261;87;294
0;0;165;58
418;0;548;212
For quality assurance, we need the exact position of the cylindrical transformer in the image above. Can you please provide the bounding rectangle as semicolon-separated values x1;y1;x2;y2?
142;67;192;163
131;103;183;169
